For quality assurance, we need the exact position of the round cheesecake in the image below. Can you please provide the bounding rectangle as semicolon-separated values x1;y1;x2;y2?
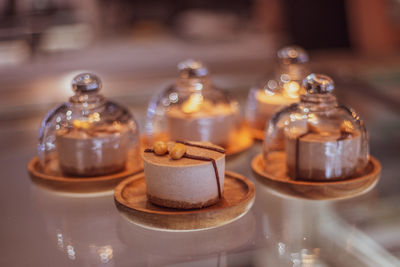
166;104;236;147
284;129;361;180
142;141;225;209
56;125;130;176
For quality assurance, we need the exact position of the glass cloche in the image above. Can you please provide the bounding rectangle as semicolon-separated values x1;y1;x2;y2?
144;59;240;147
38;73;140;177
263;73;369;181
247;45;309;136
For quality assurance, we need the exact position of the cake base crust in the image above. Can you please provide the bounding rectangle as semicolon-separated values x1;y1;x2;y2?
147;193;220;210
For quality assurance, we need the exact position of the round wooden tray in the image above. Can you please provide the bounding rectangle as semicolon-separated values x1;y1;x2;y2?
27;156;143;194
140;123;254;157
251;153;381;200
114;171;255;231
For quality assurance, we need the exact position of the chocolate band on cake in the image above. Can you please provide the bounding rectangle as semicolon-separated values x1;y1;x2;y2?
176;140;226;154
144;141;224;199
287;125;360;181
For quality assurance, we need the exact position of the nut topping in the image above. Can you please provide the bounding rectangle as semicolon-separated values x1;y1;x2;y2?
153;141;168;155
169;143;187;160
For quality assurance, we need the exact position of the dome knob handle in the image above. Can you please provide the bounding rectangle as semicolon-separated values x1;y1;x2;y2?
178;59;209;79
303;73;335;94
72;73;102;93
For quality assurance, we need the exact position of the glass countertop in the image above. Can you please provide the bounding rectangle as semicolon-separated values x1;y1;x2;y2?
0;59;399;267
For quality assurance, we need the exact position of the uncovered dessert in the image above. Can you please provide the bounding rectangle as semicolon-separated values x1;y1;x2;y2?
142;141;225;209
263;74;369;181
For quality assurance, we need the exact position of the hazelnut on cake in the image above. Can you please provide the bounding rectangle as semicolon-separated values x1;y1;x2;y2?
142;141;225;209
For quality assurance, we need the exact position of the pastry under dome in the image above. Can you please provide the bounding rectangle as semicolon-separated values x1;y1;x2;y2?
38;73;140;177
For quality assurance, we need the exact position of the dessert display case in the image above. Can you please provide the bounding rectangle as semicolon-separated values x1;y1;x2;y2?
247;45;309;140
27;73;142;194
252;73;381;200
144;59;253;155
2;56;398;266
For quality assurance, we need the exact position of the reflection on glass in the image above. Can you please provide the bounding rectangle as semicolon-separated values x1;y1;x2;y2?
247;45;309;134
145;59;240;147
32;186;124;264
37;72;140;177
263;74;368;181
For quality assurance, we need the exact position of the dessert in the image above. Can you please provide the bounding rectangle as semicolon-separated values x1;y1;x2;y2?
248;46;308;133
36;73;140;178
250;90;298;131
262;73;369;182
285;123;361;180
166;96;236;146
56;120;131;176
142;141;225;209
145;59;240;148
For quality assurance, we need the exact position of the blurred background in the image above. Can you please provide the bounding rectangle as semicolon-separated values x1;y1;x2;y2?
1;0;400;189
1;1;400;265
0;0;399;120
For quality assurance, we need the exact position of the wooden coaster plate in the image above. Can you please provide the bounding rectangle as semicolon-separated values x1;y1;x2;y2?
251;153;381;200
27;156;143;194
114;171;255;231
140;123;254;157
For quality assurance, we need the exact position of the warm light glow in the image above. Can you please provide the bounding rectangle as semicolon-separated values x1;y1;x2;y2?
307;113;318;124
182;93;204;113
283;81;300;98
112;121;122;130
341;120;354;133
71;112;102;129
73;119;92;129
89;112;100;122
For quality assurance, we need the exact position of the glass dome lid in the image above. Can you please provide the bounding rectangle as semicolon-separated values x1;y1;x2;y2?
38;73;140;177
263;73;369;181
145;59;240;147
247;45;309;133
